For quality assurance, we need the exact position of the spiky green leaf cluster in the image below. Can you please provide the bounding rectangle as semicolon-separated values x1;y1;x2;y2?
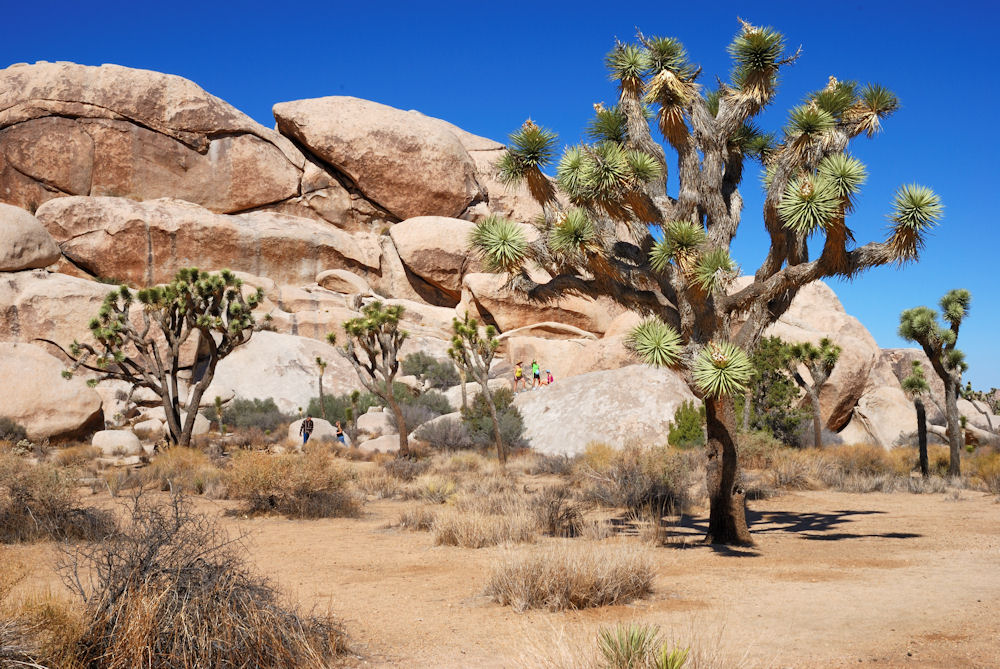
692;248;737;293
940;289;971;327
626;318;683;368
342;300;406;338
606;43;648;83
693;341;753;397
586;105;628;144
786;105;835;137
778;174;840;234
644;36;697;79
788;337;842;374
470;215;528;274
817;154;867;207
810;80;858;117
886;184;943;261
496;121;559;187
549;209;597;257
728;24;785;96
901;360;930;397
649;221;705;272
556;142;663;205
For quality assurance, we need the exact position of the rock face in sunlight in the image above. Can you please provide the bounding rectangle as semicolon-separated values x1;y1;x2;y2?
0;60;981;449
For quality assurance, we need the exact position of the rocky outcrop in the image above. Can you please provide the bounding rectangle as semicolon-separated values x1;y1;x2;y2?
287;418;340;446
441;378;513;410
459;272;624;335
0;341;103;439
514;365;697;455
206;331;363;414
842;356;917;448
389;216;479;300
0;203;60;271
35;196;380;287
0;270;113;346
316;269;373;296
357;434;400;454
501;335;634;383
357;409;394;439
273;96;484;220
92;430;142;456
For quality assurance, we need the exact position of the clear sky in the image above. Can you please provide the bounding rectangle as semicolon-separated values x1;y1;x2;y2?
2;0;996;388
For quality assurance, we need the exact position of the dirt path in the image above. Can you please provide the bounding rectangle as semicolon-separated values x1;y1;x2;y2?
6;488;1000;667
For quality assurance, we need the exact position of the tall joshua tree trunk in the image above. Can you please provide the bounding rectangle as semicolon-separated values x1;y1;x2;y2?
480;385;506;465
705;397;752;545
943;378;962;477
807;387;822;451
915;397;929;477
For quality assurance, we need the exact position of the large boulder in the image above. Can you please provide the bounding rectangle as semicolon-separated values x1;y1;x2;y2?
357;409;394;438
0;341;103;439
287;418;339;445
0;61;305;214
513;365;697;455
273;96;484;220
92;430;142;456
206;331;363;414
442;378;513;409
0;203;60;271
459;273;625;335
762;281;880;431
388;216;479;299
356;434;400;454
35;197;379;287
842;357;917;448
0;270;112;346
500;335;634;383
316;269;373;296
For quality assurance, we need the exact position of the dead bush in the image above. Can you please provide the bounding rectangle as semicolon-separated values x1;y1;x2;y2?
144;447;225;496
354;468;400;499
398;505;436;531
381;457;431;481
59;493;346;668
0;563;84;669
580;445;693;516
767;451;819;490
528;453;577;476
533;485;584;537
226;451;361;519
826;444;893;477
484;544;654;611
0;453;114;543
52;444;101;469
432;507;536;548
970;449;1000;494
737;430;782;469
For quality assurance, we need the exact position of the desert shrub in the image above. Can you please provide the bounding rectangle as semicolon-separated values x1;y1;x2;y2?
401;351;459;389
597;622;691;669
737;430;782;469
581;445;693;515
398;505;436;531
907;476;950;494
415;476;458;504
430;451;491;474
432;507;536;548
144;447;225;496
533;485;583;537
0;453;114;543
832;472;901;493
0;418;27;444
413;415;474;450
308;391;379;427
736;336;810;446
391;402;440;432
970;450;1000;494
580;441;617;473
767;451;818;490
484;545;654;611
667;401;705;448
0;562;84;669
53;444;101;468
226;451;361;518
461;386;526;449
353;468;400;499
228;425;283;449
381;457;431;481
825;444;893;477
60;494;345;668
221;397;295;433
97;468;144;497
529;453;577;476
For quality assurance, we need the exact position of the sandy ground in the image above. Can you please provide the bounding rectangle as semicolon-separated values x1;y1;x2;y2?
6;486;1000;668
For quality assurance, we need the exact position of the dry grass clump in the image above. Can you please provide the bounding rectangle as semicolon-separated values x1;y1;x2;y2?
825;444;893;477
0;563;84;669
527;453;577;476
398;505;436;531
970;449;1000;494
737;430;783;470
579;445;694;516
767;450;824;491
433;506;536;548
144;447;225;496
354;467;401;499
226;451;361;518
429;451;493;474
533;485;584;537
60;494;346;669
380;456;431;481
52;444;101;469
484;544;654;611
0;452;114;543
579;441;617;473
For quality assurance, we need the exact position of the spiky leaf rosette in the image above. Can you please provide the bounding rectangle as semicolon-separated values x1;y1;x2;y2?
644;35;697;79
778;173;840;234
549;209;598;258
626;318;683;368
470;215;528;274
625;149;664;184
810;79;858;117
606;43;649;94
586;104;628;144
649;220;705;273
886;184;942;261
939;289;970;328
728;23;785;104
693;341;753;397
898;306;940;343
692;247;737;293
496;120;559;204
817;153;867;211
848;83;900;137
557;146;587;198
944;348;968;373
901;360;930;397
787;104;835;138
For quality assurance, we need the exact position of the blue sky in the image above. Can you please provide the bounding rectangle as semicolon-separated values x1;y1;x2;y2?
2;0;996;388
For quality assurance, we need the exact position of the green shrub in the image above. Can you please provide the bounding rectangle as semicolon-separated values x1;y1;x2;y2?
736;336;809;446
0;418;27;444
219;398;294;432
461;387;525;450
667;401;704;448
401;351;459;389
597;622;690;669
308;391;379;426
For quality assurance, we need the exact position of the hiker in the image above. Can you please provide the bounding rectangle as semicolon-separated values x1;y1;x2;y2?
546;369;554;386
514;361;525;393
299;414;315;446
335;420;346;444
531;359;541;389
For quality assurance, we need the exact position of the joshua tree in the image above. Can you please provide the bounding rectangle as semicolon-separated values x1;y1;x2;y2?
345;390;362;444
329;301;409;456
449;313;505;464
901;360;931;477
42;268;264;448
899;290;970;476
214;396;226;436
786;338;841;449
473;21;942;544
315;356;328;420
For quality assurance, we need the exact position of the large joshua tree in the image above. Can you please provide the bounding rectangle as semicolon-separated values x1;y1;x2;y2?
901;360;931;478
786;338;841;449
898;290;970;476
472;21;943;544
42;268;264;448
449;313;506;464
329;301;410;457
